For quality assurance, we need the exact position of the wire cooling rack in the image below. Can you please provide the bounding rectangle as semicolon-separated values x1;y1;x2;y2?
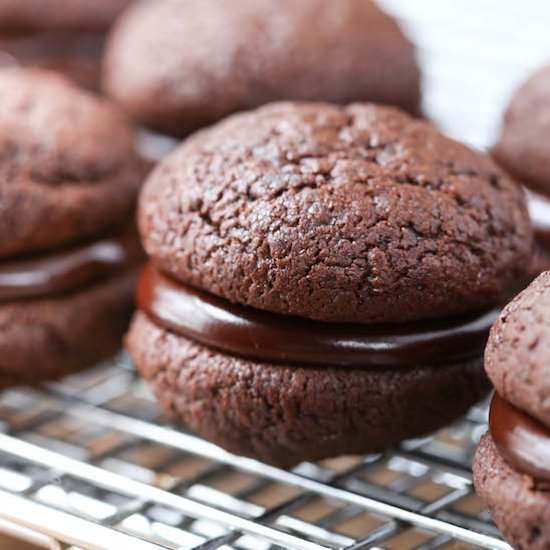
2;1;550;549
0;356;507;550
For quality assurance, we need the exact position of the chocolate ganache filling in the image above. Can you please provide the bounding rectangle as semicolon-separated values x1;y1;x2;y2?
0;226;141;302
138;263;498;368
489;393;550;482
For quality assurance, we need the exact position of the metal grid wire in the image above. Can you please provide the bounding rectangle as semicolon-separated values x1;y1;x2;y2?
2;1;550;548
0;356;508;550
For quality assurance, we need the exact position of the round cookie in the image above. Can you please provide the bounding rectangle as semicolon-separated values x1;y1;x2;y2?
493;65;550;196
139;102;531;324
0;69;143;259
103;0;421;136
128;101;531;465
484;270;550;427
492;65;550;278
128;311;489;467
473;271;550;549
474;434;550;550
0;67;145;385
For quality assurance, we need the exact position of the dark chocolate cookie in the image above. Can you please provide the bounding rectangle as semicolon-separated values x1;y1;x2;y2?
473;434;550;550
473;272;550;549
103;0;421;136
129;100;530;466
139;102;531;323
0;67;144;385
493;64;550;197
0;69;144;259
0;271;136;387
484;270;550;427
128;311;489;467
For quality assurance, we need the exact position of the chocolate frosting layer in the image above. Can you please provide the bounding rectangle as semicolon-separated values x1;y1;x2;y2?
138;263;498;368
490;393;550;482
0;227;141;301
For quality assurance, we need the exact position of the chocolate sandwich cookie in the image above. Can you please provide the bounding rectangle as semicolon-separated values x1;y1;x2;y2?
0;68;144;386
493;64;550;278
473;271;550;550
103;0;421;137
0;0;132;90
127;101;532;466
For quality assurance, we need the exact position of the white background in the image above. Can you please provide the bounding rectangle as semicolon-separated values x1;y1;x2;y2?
377;0;550;148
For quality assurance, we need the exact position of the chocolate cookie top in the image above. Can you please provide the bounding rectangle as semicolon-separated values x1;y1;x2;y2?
493;65;550;196
103;0;420;137
0;0;131;33
0;68;144;258
485;270;550;428
139;102;531;324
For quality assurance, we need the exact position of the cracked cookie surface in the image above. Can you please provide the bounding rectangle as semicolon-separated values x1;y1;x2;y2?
139;102;531;323
0;69;144;259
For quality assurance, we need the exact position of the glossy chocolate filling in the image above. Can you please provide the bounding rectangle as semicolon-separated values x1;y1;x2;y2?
138;263;499;368
490;393;550;482
0;227;140;302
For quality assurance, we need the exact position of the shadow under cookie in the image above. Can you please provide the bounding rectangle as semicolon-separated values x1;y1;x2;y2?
127;101;532;466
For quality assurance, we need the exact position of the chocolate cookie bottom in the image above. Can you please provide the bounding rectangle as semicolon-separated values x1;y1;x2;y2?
0;270;137;387
128;312;489;467
473;434;550;550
